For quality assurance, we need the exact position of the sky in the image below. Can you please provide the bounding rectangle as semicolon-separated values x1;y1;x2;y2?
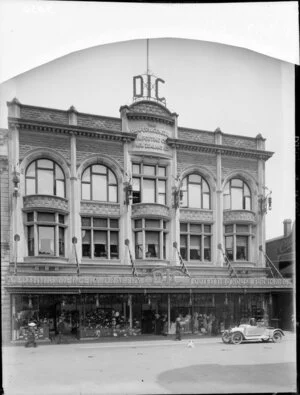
0;38;295;240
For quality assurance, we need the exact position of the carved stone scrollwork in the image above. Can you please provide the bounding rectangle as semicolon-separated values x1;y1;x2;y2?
223;210;256;224
131;203;170;219
80;201;120;216
23;195;69;213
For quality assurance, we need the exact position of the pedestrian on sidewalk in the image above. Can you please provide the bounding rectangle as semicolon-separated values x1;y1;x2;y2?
175;317;182;341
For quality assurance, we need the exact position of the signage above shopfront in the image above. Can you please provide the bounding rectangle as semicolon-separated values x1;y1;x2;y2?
133;74;165;105
5;275;293;290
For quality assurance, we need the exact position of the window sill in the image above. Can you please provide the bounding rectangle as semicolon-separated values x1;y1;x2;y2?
24;256;68;263
81;259;121;264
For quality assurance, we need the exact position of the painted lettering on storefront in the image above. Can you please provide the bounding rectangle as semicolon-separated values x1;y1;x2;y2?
131;127;171;154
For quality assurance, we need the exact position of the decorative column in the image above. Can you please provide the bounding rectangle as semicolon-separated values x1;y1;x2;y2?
68;106;80;263
215;128;223;266
256;134;266;267
171;113;179;266
167;293;171;334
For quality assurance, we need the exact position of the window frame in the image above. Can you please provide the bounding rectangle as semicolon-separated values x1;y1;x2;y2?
25;159;66;198
180;174;211;209
81;216;120;260
223;178;252;211
224;223;251;261
132;163;167;205
180;222;212;262
133;218;168;260
81;165;118;203
25;211;66;257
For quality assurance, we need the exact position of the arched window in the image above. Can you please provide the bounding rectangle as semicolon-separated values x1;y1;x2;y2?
25;159;65;198
180;174;210;209
81;164;118;202
223;178;251;210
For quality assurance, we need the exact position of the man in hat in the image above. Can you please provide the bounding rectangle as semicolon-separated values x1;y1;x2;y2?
25;322;37;348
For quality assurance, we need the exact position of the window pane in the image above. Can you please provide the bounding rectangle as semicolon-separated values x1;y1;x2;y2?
158;194;166;205
134;219;142;228
145;232;159;258
189;174;201;183
244;196;251;210
94;231;107;257
202;180;209;193
26;178;36;195
59;227;65;257
109;185;118;202
145;219;160;228
81;217;91;227
180;235;187;260
204;225;211;233
27;212;34;222
135;231;143;259
82;183;90;200
92;165;107;174
236;225;249;233
223;194;230;210
225;236;233;261
180;223;188;232
92;174;107;201
143;179;155;203
28;226;34;256
132;178;140;191
82;168;91;182
203;194;210;209
82;230;91;257
58;214;64;224
93;218;107;228
110;219;119;228
37;169;54;195
110;231;119;259
190;224;202;233
55;165;64;180
231;179;243;188
158;167;166;177
37;212;55;222
225;225;233;233
158;180;166;194
26;162;36;177
38;226;55;255
204;236;211;261
163;233;166;260
132;164;140;174
190;235;201;260
231;188;243;209
37;159;53;169
108;170;117;185
243;183;250;196
236;236;248;260
56;180;65;198
188;183;201;208
143;165;155;176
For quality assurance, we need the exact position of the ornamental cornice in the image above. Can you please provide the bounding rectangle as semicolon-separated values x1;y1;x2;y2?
127;112;175;126
8;117;137;143
223;210;257;224
166;138;274;161
131;203;170;219
180;209;214;223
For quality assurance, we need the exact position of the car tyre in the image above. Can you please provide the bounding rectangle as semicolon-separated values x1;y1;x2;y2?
231;332;243;344
272;331;283;343
222;332;231;344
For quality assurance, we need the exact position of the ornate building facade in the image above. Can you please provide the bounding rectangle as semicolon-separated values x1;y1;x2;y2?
1;74;293;343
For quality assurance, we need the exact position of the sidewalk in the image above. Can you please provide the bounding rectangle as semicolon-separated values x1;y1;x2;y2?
7;331;296;347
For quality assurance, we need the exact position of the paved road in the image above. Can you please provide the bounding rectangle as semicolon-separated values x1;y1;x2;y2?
2;334;297;395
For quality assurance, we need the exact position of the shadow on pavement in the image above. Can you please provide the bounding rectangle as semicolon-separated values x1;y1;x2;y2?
157;362;296;394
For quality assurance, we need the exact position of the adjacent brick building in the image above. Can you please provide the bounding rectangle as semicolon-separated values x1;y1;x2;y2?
1;74;293;343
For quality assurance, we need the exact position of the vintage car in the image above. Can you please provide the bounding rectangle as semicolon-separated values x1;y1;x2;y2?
221;319;284;344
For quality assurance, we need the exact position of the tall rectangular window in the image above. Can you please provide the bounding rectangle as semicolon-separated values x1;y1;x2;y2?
224;224;250;261
132;163;167;204
133;219;168;260
180;223;212;262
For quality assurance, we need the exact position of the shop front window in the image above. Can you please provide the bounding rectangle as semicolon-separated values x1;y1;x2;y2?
180;222;212;262
132;163;167;204
81;217;119;260
25;159;65;198
180;174;210;209
134;218;167;260
81;164;118;202
25;211;66;257
224;224;251;261
223;178;251;210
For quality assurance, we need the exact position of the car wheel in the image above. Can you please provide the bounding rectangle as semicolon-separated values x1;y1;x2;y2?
222;332;231;344
231;332;243;344
273;331;283;343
